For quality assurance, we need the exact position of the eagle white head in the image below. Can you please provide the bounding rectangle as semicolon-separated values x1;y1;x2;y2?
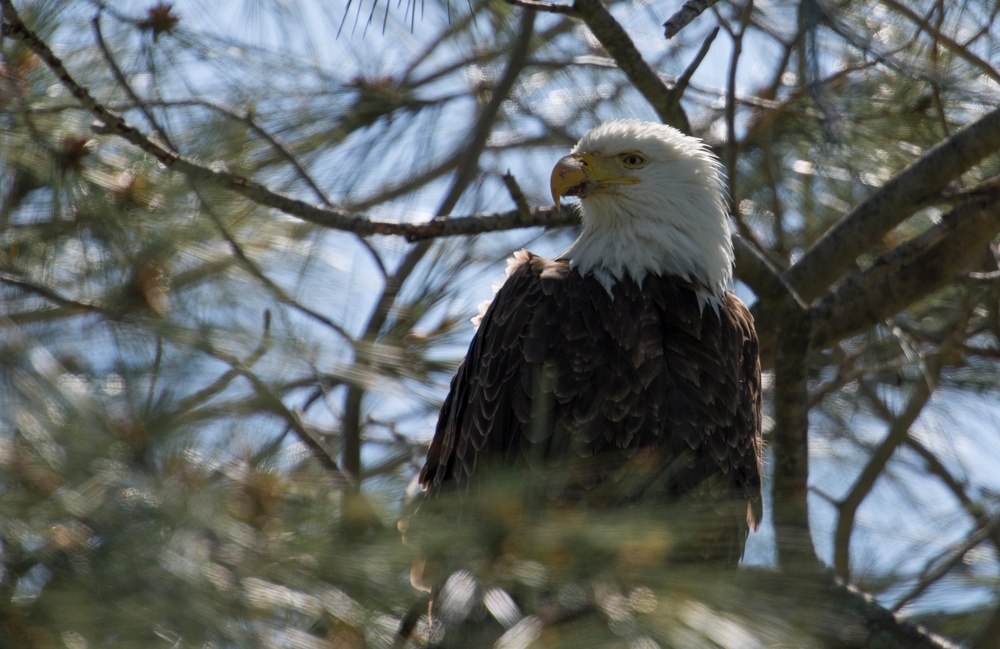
551;120;732;298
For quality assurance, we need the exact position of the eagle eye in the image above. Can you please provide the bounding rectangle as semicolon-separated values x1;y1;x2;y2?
621;152;647;168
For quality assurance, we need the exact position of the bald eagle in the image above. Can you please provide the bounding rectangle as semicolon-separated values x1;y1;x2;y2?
415;120;762;571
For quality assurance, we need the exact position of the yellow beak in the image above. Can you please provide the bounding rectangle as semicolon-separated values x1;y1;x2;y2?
549;152;639;210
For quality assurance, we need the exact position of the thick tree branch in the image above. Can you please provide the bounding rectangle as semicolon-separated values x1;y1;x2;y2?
572;0;690;132
780;105;1000;302
770;290;818;569
754;191;1000;368
807;194;1000;358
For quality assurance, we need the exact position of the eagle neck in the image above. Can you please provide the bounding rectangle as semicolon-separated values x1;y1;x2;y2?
563;199;733;306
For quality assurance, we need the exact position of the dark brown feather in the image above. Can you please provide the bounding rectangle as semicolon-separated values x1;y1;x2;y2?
417;250;762;566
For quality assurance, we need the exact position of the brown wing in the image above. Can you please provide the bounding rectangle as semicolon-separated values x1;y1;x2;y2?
726;291;764;533
418;250;762;563
418;250;557;492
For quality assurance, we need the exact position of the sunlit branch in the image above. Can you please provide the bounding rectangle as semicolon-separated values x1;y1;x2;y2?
663;0;721;39
504;0;576;14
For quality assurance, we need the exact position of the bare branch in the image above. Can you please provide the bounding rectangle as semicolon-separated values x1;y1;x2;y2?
893;510;1000;612
573;0;690;132
2;2;377;234
832;350;943;580
504;0;576;14
501;171;533;225
201;333;352;489
673;26;719;97
0;271;106;315
663;0;721;39
91;10;175;149
721;3;757;247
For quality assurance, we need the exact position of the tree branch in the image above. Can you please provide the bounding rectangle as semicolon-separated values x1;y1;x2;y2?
832;350;944;580
504;0;576;14
806;194;1000;360
673;26;719;97
770;289;818;569
780;105;1000;302
572;0;690;132
663;0;721;39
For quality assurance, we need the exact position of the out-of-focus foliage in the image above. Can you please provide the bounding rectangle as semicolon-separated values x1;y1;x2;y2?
1;0;1000;647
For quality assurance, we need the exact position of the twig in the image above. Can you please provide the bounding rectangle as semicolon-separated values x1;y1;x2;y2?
202;203;358;345
721;4;756;248
199;330;352;488
0;2;378;235
92;10;175;149
504;0;575;14
893;511;1000;612
501;171;532;224
673;26;719;97
2;2;580;243
881;0;1000;85
832;356;941;579
0;271;106;315
663;0;721;39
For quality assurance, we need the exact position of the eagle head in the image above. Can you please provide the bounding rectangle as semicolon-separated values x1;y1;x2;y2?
551;120;732;298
